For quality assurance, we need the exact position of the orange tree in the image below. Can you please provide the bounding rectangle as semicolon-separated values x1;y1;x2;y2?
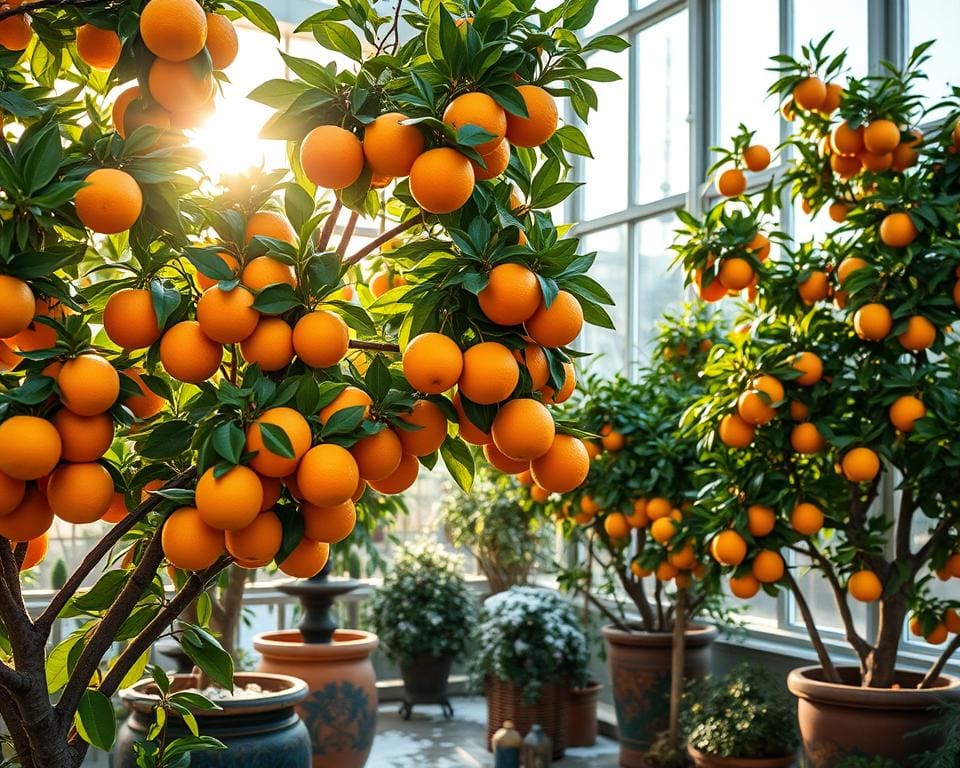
0;0;619;765
677;38;960;689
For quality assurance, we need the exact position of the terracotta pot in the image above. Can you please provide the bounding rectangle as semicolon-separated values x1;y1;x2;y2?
686;745;797;768
254;629;379;768
602;624;716;768
788;665;960;766
566;680;603;747
113;673;311;768
485;677;567;759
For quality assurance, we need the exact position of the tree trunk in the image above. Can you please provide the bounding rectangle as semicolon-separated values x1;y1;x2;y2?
864;594;908;688
668;588;687;751
209;565;247;660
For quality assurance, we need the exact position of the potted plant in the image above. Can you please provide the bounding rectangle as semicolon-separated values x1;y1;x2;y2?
676;36;960;766
367;540;476;718
683;663;799;768
471;585;589;759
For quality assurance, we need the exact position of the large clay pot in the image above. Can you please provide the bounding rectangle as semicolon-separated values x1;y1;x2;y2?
112;673;310;768
566;680;603;747
602;624;716;768
686;745;797;768
788;665;960;766
254;629;378;768
485;677;567;759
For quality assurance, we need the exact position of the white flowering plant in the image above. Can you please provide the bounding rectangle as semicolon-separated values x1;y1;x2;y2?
470;585;588;702
366;540;476;666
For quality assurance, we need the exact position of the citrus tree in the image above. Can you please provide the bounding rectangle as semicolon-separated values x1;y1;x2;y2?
0;0;620;765
676;38;960;689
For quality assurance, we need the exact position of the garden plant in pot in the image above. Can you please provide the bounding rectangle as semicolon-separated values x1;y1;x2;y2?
549;305;729;766
367;540;476;719
0;0;616;764
471;585;589;759
677;36;960;767
683;664;799;768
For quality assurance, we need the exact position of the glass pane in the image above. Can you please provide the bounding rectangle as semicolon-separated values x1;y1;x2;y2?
724;583;778;623
579;226;630;375
581;49;630;220
792;552;868;636
794;0;868;74
634;10;689;205
908;0;960;107
718;0;780;152
584;1;630;37
635;214;685;361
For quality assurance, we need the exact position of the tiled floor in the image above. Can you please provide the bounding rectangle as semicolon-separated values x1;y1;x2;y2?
368;696;621;767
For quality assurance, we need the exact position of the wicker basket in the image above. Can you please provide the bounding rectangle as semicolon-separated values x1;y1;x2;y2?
485;677;567;759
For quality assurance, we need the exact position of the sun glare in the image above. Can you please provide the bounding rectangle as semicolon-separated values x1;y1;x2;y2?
191;92;282;182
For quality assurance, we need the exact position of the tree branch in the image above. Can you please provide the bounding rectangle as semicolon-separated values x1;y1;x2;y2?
0;0;103;22
344;216;421;266
580;589;630;633
374;0;404;55
920;632;960;689
784;569;841;683
0;690;33;767
36;468;197;638
317;200;342;252
336;211;359;259
911;511;959;575
0;539;32;662
348;340;400;353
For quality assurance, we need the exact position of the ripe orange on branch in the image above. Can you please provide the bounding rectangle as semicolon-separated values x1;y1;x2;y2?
278;538;329;578
505;85;558;148
524;290;583;348
162;506;224;571
443;92;507;154
459;341;520;405
889;395;926;432
76;24;121;70
58;354;120;416
848;570;883;602
300;125;364;190
240;317;295;371
368;452;420;494
483;442;528;474
350;427;403;482
195;465;263;531
0;275;35;338
752;550;785;583
197;285;259;344
789;352;823;386
302;499;357;544
402;333;463;394
853;303;892;341
241;256;297;291
897;315;936;352
718;413;755;448
205;12;239;70
793;77;826;111
47;462;114;524
842;447;881;482
879;211;917;248
292;310;349;369
711;530;747;566
477;263;542;326
52;410;114;462
530;433;589;493
244;211;297;246
791;502;824;536
297;444;359;507
245;407;312;478
409;148;475;214
103;288;163;350
160;321;223;383
148;59;214;112
75;169;143;234
491;398;555;461
225;511;282;568
363;112;424;178
0;489;54;542
139;0;208;62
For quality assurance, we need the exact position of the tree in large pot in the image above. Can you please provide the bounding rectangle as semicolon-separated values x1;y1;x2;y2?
367;540;476;719
677;36;960;767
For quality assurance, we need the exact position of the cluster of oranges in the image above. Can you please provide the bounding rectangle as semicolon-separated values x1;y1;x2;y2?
714;142;773;198
0;0;31;51
299;86;558;214
910;608;960;646
693;228;771;304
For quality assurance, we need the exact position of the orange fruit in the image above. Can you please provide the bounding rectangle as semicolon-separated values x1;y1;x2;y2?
362;111;424;178
820;82;842;113
580;496;600;516
828;202;850;223
879;211;917;248
103;288;163;350
0;469;25;516
350;427;403;482
863;119;900;154
716;168;746;197
926;623;949;645
244;211;297;246
197;285;259;344
831;121;864;156
530;434;589;493
205;12;238;69
259;475;282;512
604;512;631;541
830;153;862;178
897;315;936;352
47;462;114;524
791;502;824;535
409;148;475;214
729;573;760;599
737;390;776;426
655;562;678;581
75;169;143;234
148;58;214;112
752;550;784;583
225;511;282;568
18;533;47;571
195;465;263;531
798;271;829;304
0;275;35;338
246;407;312;478
718;413;755;449
123;368;166;419
909;615;924;637
718;258;753;291
162;506;224;571
453;393;491;445
889;395;926;432
505;85;558;148
697;272;727;302
747;504;776;537
0;340;21;372
59;354;120;416
483;442;528;474
711;530;747;566
790;422;825;454
76;24;121;70
670;544;696;571
647;497;672;520
848;570;883;602
837;257;868;286
743;144;771;171
945;608;960;634
293;310;349;369
297;444;359;507
540;361;576;404
459;341;519;405
471;138;511;181
241;256;297;291
477;263;542;326
842;447;880;482
853;303;892;341
196;252;240;290
747;232;771;261
524;290;583;349
368;452;419;494
0;488;53;541
601;429;625;452
140;0;207;60
954;279;960;309
402;332;463;394
752;375;784;405
303;499;356;544
443;92;507;154
860;151;893;172
650;517;677;545
790;352;823;386
240;317;295;371
0;4;31;51
491;398;555;461
793;77;826;111
301;125;364;190
514;342;549;390
318;386;372;424
101;492;128;524
278;538;329;578
0;416;61;481
52;410;114;462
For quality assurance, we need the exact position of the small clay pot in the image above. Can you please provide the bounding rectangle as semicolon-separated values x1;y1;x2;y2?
687;744;798;768
566;680;603;747
788;665;960;766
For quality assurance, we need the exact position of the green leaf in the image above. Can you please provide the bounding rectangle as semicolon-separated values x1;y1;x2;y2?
70;570;130;615
46;632;84;693
312;21;363;61
247;78;310;109
196;591;212;627
222;0;280;39
212;423;244;464
22;122;62;194
554;125;593;158
179;625;234;689
322;404;366;438
259;422;296;459
117;648;151;691
278;52;337;91
275;505;306;564
252;283;300;314
440;436;474;492
364;355;392;402
149;279;182;328
75;689;117;752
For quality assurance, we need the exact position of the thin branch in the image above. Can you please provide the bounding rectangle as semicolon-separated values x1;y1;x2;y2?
344;216;421;266
317;200;342;252
336;211;359;259
920;632;960;689
0;540;32;662
0;690;33;766
36;468;197;637
0;659;28;694
0;0;102;21
581;590;630;633
654;577;665;632
374;0;404;56
784;569;841;683
912;512;959;575
348;340;400;353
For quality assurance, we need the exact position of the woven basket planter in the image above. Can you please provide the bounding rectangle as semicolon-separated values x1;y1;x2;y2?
484;677;567;760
